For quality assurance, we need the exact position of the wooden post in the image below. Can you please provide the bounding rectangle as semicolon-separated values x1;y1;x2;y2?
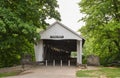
53;60;55;66
68;60;70;66
80;40;82;64
60;60;62;67
77;40;82;65
45;60;47;66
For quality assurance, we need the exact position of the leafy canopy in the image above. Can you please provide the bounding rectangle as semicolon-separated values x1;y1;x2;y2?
0;0;60;67
79;0;120;65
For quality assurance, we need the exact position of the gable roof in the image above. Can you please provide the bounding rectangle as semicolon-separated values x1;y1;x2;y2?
40;21;85;40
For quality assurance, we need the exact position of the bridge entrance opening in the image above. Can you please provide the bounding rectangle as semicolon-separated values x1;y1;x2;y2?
43;40;77;66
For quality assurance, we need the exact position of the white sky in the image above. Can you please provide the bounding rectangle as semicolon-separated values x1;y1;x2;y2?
46;0;85;32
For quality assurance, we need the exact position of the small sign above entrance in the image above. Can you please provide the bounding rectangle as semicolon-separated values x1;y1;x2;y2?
50;35;64;38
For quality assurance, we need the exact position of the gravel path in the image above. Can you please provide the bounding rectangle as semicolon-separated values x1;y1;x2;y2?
5;66;77;78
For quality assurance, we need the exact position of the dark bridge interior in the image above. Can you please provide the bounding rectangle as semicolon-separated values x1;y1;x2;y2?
43;40;77;65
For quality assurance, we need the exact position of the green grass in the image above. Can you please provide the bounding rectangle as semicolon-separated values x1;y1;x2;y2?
76;67;120;78
0;71;21;78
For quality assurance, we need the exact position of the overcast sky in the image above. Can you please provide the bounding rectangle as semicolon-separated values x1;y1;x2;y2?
46;0;85;32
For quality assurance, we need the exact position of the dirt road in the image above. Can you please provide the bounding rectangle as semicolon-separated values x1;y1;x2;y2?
5;66;77;78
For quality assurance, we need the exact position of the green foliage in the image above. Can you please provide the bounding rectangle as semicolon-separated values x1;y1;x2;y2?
0;71;21;77
71;52;77;58
0;0;60;67
79;0;120;65
76;67;120;78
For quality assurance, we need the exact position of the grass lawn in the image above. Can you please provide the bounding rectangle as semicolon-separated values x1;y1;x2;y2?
0;71;21;78
76;67;120;78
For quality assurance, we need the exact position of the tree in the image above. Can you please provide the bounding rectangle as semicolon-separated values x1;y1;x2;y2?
0;0;60;67
79;0;120;65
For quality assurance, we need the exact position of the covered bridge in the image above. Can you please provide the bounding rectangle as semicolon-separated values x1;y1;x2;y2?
34;21;85;65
